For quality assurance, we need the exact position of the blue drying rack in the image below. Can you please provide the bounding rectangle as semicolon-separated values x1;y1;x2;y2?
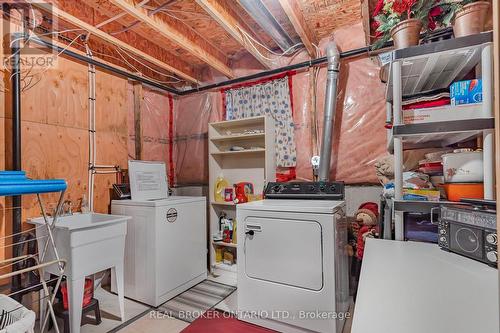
0;171;67;333
0;171;67;197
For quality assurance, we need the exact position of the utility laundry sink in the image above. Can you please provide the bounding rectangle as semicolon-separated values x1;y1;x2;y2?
30;212;130;230
28;212;131;333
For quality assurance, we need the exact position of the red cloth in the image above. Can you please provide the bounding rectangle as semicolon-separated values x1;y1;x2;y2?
182;310;278;333
402;97;450;110
356;225;379;260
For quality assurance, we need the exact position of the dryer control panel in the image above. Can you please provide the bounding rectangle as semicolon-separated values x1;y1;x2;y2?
264;181;344;200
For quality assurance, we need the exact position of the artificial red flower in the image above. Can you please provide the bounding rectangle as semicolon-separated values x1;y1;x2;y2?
428;18;436;30
373;0;384;17
429;6;443;17
371;20;380;30
427;5;443;31
391;0;416;17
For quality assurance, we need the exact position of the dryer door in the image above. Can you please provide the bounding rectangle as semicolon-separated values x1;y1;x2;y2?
243;216;323;291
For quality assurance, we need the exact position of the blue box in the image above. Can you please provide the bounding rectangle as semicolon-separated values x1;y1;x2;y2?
450;79;482;105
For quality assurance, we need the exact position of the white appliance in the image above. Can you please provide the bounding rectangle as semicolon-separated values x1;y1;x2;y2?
111;196;207;306
237;199;349;333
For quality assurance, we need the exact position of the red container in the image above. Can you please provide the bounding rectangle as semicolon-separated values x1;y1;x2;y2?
61;278;93;310
418;160;443;175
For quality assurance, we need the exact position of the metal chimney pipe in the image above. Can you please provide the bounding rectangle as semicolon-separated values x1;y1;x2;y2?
318;42;340;182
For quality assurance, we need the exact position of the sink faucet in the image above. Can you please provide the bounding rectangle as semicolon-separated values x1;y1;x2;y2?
61;200;73;216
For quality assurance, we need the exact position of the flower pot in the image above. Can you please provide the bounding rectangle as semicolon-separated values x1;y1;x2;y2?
453;1;491;38
390;19;422;49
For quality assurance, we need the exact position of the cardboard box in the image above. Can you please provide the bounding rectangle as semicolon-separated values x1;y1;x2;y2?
403;103;482;124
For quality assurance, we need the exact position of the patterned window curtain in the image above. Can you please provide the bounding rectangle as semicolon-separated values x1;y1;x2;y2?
224;77;296;168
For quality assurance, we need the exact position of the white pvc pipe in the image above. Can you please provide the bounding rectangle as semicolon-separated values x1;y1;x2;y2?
85;44;96;212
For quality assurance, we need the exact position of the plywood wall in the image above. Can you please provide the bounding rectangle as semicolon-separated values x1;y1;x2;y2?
1;52;129;227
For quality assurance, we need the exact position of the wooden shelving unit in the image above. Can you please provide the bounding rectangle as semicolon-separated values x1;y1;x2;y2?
212;241;238;248
208;115;276;285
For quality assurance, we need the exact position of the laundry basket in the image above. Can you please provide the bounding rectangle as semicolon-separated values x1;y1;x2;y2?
0;295;35;333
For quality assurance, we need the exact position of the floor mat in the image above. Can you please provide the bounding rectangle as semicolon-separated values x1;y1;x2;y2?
158;280;236;323
180;310;277;333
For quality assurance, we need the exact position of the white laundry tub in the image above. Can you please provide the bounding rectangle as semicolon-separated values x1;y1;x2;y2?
28;213;131;333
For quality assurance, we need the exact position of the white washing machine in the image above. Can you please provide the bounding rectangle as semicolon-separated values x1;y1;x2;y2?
237;199;349;333
111;196;207;306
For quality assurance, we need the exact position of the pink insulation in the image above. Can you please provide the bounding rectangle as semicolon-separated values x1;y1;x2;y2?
172;92;224;185
127;86;171;166
140;21;387;185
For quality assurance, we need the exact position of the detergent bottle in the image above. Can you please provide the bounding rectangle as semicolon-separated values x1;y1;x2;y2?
214;175;229;202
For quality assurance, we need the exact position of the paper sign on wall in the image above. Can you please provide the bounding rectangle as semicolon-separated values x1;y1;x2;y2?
129;160;168;201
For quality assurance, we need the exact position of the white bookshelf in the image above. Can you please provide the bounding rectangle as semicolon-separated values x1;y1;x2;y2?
208;115;276;285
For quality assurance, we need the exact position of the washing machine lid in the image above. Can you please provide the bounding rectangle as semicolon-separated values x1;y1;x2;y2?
111;196;206;207
238;199;344;214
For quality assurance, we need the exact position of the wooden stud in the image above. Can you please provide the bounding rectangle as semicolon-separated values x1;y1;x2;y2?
28;0;201;84
109;0;234;78
195;0;273;68
133;82;144;160
361;0;371;46
276;0;318;57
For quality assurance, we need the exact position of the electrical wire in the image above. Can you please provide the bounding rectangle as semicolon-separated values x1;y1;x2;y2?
8;30;84;80
236;25;302;56
114;46;183;84
4;9;183;88
150;10;227;59
236;25;303;63
9;32;85;91
6;28;86;65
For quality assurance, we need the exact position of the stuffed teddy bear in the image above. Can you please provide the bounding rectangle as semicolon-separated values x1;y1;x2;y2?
355;202;379;261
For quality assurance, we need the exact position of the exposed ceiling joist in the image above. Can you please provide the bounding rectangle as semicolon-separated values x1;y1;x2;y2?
277;0;318;57
78;0;202;81
109;0;234;78
29;0;201;84
195;0;273;69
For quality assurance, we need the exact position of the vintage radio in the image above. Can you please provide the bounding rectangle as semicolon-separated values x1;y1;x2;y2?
438;200;497;267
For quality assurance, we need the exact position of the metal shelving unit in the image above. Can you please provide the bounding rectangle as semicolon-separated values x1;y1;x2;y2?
385;33;495;240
